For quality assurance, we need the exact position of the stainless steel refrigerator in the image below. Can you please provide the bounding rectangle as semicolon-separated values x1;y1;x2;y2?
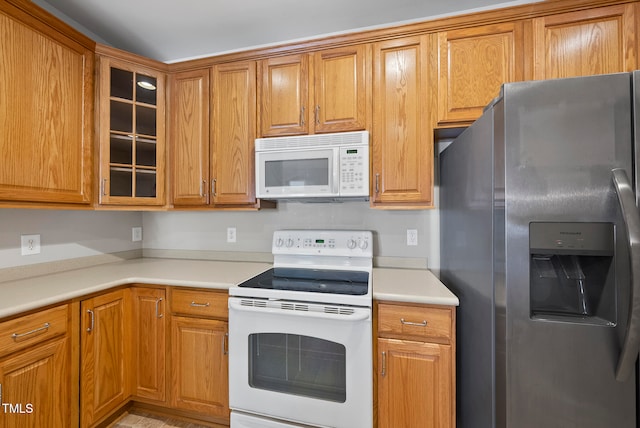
439;71;640;428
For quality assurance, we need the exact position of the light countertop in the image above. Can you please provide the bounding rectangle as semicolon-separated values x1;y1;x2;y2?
0;258;458;319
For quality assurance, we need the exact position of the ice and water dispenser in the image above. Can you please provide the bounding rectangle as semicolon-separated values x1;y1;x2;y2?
529;222;616;326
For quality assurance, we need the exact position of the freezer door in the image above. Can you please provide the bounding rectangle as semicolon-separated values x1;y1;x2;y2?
501;73;636;428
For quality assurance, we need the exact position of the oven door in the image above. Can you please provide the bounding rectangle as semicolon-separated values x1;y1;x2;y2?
228;297;372;428
255;148;338;198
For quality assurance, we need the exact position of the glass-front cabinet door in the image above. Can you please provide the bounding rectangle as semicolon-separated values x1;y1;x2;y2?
97;54;166;206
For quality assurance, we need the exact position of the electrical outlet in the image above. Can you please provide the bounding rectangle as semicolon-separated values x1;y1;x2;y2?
21;234;41;255
227;227;237;243
132;227;143;242
406;229;418;246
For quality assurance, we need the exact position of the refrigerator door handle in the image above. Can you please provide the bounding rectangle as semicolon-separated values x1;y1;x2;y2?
612;168;640;381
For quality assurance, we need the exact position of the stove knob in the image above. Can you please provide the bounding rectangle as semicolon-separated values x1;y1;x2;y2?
347;239;357;249
286;238;294;248
358;240;368;250
275;238;284;247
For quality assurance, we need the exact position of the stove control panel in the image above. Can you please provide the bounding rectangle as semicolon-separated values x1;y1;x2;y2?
273;230;372;257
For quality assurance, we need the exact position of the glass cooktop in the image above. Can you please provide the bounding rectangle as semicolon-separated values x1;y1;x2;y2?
238;268;369;296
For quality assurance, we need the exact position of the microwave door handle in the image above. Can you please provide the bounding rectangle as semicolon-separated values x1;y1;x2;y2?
611;168;640;381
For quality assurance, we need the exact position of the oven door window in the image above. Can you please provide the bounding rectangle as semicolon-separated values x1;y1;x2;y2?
248;333;346;403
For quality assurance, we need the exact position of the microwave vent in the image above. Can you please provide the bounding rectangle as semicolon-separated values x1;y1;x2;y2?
256;130;369;151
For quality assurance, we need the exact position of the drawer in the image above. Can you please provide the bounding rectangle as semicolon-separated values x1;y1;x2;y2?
171;288;228;319
378;303;453;343
0;304;68;358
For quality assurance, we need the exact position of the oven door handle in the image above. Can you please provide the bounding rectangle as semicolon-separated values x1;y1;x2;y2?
228;299;371;322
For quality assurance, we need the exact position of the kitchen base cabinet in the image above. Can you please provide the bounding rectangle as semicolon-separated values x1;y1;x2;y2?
170;317;229;419
169;288;229;421
0;304;74;428
131;287;167;404
378;339;453;428
80;289;132;428
376;302;456;428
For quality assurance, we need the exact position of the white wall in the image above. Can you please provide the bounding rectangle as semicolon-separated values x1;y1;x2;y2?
0;209;142;269
143;201;439;268
0;199;440;270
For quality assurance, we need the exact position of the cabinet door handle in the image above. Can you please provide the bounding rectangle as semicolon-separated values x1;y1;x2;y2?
86;309;95;333
223;332;229;355
381;351;387;377
155;298;164;319
190;301;210;308
314;105;320;125
11;323;50;340
211;178;217;196
101;178;107;196
199;179;205;197
400;318;428;327
375;173;380;194
300;106;305;126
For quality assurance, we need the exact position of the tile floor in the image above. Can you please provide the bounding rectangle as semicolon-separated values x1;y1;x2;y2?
108;410;211;428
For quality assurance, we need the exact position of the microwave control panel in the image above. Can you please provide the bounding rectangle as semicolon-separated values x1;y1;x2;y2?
339;145;369;196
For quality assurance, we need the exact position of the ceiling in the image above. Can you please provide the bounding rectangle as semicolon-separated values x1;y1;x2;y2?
36;0;535;63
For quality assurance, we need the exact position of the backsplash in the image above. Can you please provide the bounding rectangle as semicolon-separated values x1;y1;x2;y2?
0;209;143;269
0;200;440;271
143;201;439;268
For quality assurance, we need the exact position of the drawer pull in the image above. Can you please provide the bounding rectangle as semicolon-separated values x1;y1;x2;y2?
190;301;210;308
400;318;427;327
11;322;50;340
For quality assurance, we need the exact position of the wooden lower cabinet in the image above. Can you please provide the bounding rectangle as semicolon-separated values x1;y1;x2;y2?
168;288;229;421
131;287;167;403
0;304;74;428
377;339;453;428
170;316;229;419
80;289;132;428
376;302;456;428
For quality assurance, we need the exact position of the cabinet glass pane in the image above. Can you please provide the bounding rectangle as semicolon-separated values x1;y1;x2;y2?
136;74;157;105
136;170;157;197
136;105;157;136
111;68;133;100
110;167;132;196
136;138;157;167
110;101;133;133
110;134;133;165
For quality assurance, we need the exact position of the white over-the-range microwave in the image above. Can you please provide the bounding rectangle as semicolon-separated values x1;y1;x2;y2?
255;131;369;200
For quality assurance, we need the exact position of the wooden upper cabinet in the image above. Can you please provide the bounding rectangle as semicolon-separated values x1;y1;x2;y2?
312;45;370;133
531;3;637;80
170;69;210;206
211;61;258;206
372;35;433;208
259;46;370;137
437;22;523;125
96;50;166;207
0;1;93;205
259;54;309;136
